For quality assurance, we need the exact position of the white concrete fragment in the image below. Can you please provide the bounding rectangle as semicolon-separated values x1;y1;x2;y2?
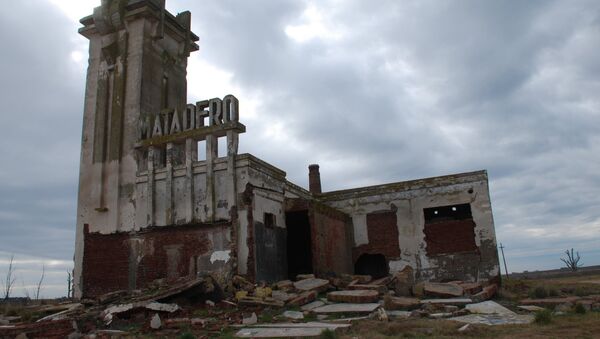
242;312;257;325
465;301;515;315
282;311;304;320
235;327;326;337
449;313;533;325
301;300;325;311
210;250;231;264
150;313;161;329
146;302;180;313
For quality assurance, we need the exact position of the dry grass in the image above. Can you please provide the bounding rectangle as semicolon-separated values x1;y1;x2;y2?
338;312;600;338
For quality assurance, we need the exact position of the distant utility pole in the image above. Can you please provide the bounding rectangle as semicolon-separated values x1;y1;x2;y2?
499;243;509;279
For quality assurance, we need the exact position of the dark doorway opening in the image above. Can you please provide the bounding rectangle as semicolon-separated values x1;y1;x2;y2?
354;253;388;279
286;210;313;279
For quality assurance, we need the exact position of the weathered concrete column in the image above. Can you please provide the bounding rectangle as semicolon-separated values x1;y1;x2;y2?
185;138;196;223
206;135;218;222
309;164;322;194
166;142;174;225
146;146;155;226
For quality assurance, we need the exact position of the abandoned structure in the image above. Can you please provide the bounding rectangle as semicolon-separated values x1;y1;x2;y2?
73;0;500;298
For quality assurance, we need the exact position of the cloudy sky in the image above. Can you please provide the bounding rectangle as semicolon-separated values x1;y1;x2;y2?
1;0;599;297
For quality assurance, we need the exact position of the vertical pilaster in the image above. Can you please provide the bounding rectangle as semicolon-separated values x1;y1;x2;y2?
146;146;155;226
206;135;218;222
185;138;195;223
166;142;174;225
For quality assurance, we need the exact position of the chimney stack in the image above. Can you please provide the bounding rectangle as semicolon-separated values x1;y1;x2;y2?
308;164;322;194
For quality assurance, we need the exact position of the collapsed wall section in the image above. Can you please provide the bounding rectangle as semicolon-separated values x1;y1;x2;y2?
81;223;231;298
320;170;500;283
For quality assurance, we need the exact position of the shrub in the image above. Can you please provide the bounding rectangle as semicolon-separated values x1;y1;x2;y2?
548;288;559;297
529;286;548;299
574;303;587;314
534;309;553;325
179;332;196;339
320;329;338;339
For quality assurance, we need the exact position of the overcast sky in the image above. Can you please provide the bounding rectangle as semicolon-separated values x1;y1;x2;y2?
1;0;599;297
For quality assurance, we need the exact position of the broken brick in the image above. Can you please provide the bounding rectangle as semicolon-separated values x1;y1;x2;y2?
423;282;463;298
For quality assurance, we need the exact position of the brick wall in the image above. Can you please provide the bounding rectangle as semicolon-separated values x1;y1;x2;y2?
423;219;478;256
354;211;401;260
82;223;230;298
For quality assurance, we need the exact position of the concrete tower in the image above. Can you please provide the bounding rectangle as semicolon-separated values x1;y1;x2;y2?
73;0;198;298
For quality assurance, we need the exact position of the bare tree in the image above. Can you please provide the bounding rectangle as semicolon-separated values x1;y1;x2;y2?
35;265;45;300
20;275;31;300
561;248;583;272
3;254;16;300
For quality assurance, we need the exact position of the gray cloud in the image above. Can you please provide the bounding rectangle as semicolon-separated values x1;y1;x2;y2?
1;0;599;296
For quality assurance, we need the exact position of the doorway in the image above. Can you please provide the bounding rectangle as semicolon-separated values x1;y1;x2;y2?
285;210;313;279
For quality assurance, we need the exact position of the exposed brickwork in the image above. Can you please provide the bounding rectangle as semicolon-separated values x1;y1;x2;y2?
0;319;74;338
354;211;400;260
308;164;322;194
309;202;353;276
82;223;229;298
424;219;478;256
82;224;130;297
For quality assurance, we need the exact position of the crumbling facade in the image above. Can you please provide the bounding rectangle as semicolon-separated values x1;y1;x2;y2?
74;0;500;299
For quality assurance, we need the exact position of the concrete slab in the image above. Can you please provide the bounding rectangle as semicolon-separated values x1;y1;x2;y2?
465;301;515;316
449;313;534;325
301;301;325;311
235;327;324;337
421;298;472;305
518;305;546;312
294;279;330;293
423;282;463;298
327;290;379;303
313;303;380;314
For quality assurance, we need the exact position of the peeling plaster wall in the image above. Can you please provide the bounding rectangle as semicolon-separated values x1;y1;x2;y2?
321;171;500;283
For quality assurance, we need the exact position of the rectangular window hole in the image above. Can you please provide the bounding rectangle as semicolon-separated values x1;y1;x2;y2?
218;137;227;158
197;140;206;161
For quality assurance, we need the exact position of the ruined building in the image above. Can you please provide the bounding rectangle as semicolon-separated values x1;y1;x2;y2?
73;0;500;298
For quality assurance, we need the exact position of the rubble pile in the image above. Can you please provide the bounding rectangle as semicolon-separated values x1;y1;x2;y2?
6;272;598;338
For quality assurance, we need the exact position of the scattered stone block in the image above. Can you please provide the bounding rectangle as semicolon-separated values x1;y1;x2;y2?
233;275;255;292
457;324;470;332
236;290;248;301
255;287;272;298
272;290;297;303
327;290;379;303
517;305;545;312
371;276;392;286
346;283;388;294
301;301;325;311
288;291;318;307
242;312;257;325
383;296;421;310
312;303;380;314
387;310;411;319
150;313;161;329
449;313;533;325
296;274;315;280
282;310;304;320
520;297;580;306
394;266;415;297
275;280;294;291
459;282;482;295
421;298;472;305
423;282;463;298
472;284;497;302
293;278;330;293
465;301;515;316
235;327;328;338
